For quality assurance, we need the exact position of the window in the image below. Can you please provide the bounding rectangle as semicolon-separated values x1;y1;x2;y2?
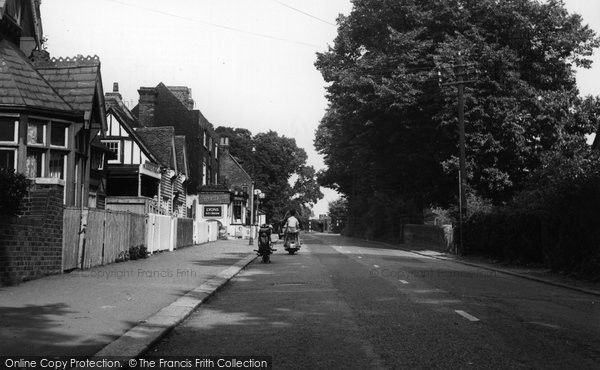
215;144;218;159
26;149;44;178
203;130;207;148
27;121;46;145
49;151;66;179
202;159;207;186
0;149;16;171
233;201;242;222
103;140;121;163
50;124;68;147
0;119;18;143
209;137;213;152
91;152;105;170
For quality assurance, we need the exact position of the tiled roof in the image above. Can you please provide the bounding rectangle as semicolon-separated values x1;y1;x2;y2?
35;55;101;113
106;93;139;129
0;39;72;111
135;126;175;169
174;136;187;175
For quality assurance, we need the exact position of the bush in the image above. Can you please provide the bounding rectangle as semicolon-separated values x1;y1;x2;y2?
461;161;600;280
0;168;29;216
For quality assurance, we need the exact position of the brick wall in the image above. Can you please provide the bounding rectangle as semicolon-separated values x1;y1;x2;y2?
0;182;64;285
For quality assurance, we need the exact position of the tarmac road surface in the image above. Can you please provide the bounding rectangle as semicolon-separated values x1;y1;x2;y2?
148;233;600;369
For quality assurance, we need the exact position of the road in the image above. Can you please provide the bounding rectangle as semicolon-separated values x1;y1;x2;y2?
147;233;600;369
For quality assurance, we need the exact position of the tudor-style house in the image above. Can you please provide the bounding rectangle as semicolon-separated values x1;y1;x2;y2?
103;83;188;216
0;0;107;208
131;83;219;217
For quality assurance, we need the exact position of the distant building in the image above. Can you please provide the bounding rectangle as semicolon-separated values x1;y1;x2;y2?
131;83;219;216
195;137;255;238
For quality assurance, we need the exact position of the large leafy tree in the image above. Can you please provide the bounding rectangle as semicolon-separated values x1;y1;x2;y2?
315;0;599;237
216;127;323;223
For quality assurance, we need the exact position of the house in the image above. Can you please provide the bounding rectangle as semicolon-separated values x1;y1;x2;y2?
0;0;107;208
195;137;256;238
135;126;188;217
103;83;188;216
131;83;220;217
0;0;108;284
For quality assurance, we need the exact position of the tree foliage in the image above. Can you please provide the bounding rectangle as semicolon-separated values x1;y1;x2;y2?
0;168;30;216
216;127;323;223
315;0;600;237
328;198;348;233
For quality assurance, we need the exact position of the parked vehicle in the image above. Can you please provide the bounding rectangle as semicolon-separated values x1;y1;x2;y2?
255;224;276;263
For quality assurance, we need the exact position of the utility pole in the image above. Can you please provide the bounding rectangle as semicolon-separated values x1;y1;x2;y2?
440;57;476;254
457;63;467;255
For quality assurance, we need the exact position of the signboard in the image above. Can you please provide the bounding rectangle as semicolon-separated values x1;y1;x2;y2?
198;192;230;204
203;206;222;218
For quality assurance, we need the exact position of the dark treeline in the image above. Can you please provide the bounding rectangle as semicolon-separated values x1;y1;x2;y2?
314;0;600;245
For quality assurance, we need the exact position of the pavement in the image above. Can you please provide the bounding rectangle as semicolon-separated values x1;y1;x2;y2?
1;232;598;366
0;239;258;361
369;239;600;297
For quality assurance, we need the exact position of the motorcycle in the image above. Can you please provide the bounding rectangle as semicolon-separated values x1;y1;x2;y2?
283;228;301;255
255;224;276;263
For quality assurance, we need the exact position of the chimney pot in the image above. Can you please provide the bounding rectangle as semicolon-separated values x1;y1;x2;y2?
113;82;119;93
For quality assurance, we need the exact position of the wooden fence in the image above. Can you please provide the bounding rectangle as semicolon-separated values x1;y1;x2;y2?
63;208;205;271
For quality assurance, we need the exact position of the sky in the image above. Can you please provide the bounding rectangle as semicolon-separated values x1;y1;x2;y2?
40;0;600;217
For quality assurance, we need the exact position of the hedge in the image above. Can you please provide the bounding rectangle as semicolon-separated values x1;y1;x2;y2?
459;174;600;280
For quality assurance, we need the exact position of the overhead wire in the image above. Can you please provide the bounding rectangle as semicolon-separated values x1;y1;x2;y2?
104;0;324;48
270;0;337;27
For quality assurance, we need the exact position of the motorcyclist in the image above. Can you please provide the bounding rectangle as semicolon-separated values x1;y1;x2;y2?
283;210;301;246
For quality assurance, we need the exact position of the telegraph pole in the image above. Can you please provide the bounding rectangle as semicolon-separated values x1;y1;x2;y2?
440;58;476;254
457;63;467;255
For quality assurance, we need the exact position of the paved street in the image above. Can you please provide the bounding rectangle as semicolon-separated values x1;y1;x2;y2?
149;233;600;369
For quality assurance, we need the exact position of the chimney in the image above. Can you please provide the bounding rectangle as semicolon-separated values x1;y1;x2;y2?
105;82;122;102
138;87;157;127
219;137;230;153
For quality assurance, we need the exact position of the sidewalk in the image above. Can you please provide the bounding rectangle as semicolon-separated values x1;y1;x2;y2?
392;242;600;297
0;239;257;357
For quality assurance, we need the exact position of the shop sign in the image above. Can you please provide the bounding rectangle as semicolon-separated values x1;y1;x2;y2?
203;206;222;217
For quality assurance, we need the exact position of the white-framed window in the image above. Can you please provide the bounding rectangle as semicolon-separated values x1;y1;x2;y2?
50;124;68;147
49;151;67;180
26;149;45;178
208;137;213;152
215;144;218;159
103;140;121;163
27;121;46;145
202;159;207;185
0;118;18;143
203;130;208;148
0;148;17;171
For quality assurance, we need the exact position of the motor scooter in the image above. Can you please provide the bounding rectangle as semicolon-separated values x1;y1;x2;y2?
255;225;276;263
283;229;301;255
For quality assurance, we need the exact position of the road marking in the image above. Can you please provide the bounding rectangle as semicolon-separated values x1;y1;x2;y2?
528;321;561;329
455;310;480;322
373;264;380;268
399;280;409;284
